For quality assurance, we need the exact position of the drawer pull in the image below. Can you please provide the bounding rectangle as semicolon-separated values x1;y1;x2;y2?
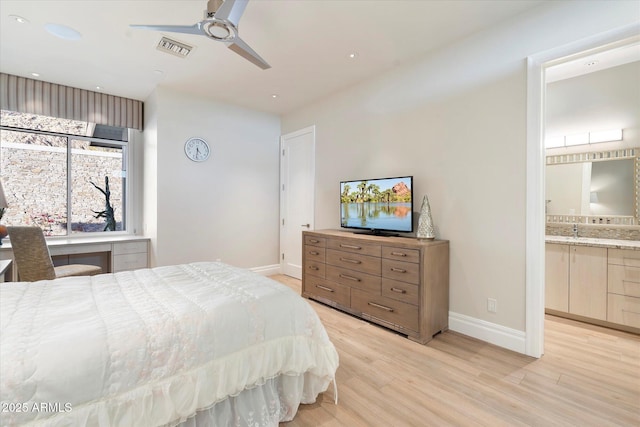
309;266;319;271
340;257;361;264
368;302;394;312
390;287;406;294
309;251;320;256
390;251;407;257
390;267;407;273
339;273;361;282
316;285;334;292
340;244;362;250
309;239;320;243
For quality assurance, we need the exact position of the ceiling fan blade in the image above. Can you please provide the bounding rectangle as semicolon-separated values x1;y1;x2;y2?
226;36;270;69
130;23;204;36
214;0;248;27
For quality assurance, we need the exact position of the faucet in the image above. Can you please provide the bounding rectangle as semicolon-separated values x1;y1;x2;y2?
572;223;578;238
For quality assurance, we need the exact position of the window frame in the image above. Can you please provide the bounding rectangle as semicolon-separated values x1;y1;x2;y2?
0;123;133;240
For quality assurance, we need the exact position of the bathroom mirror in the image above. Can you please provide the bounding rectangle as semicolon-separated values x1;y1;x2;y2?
545;149;639;225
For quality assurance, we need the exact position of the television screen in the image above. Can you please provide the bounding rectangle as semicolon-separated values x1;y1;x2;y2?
340;176;413;235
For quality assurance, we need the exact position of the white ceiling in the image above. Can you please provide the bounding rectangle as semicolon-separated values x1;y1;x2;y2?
1;0;555;115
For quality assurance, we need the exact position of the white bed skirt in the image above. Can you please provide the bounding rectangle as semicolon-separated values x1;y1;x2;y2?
173;373;328;427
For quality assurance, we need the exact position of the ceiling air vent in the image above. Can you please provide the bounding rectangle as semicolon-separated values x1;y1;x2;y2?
157;37;193;58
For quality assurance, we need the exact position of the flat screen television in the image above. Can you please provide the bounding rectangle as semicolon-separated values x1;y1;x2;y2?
340;175;413;236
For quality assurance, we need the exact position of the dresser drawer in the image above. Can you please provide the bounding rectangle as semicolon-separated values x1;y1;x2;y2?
382;246;420;264
351;289;419;332
304;245;326;263
609;249;640;268
113;252;148;272
382;278;419;305
608;264;640;298
607;293;640;328
304;261;326;278
304;277;350;307
326;249;381;275
326;266;381;293
327;238;381;257
382;258;420;285
305;235;326;247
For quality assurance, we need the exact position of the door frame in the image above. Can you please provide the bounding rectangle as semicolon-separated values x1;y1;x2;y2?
279;125;316;277
525;23;639;358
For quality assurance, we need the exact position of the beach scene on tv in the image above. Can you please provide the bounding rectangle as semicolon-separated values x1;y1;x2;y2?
340;177;412;232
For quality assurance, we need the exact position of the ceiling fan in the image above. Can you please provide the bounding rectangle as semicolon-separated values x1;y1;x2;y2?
130;0;270;69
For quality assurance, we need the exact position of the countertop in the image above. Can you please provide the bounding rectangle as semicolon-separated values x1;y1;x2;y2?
545;235;640;250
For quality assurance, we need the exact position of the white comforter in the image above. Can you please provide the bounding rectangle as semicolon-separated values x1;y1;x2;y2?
0;262;338;427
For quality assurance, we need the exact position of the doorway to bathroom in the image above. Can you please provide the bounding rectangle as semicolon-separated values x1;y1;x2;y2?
526;25;640;357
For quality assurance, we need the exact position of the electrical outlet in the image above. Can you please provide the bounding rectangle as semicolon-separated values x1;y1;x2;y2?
487;298;497;313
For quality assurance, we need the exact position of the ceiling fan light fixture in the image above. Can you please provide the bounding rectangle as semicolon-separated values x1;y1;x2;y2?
130;0;268;69
204;21;235;40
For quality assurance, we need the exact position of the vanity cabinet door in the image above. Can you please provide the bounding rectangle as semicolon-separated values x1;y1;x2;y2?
545;243;569;312
569;245;607;320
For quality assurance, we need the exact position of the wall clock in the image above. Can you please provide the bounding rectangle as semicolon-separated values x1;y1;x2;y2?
184;137;210;162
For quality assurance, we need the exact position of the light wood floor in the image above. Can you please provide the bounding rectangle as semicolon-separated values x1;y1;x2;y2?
271;274;640;427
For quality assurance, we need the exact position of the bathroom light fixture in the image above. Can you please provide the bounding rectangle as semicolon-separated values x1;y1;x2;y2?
31;72;40;77
545;128;623;148
545;136;565;148
565;133;589;146
589;129;622;143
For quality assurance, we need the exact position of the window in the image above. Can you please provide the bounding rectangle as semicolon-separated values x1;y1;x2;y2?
0;110;129;236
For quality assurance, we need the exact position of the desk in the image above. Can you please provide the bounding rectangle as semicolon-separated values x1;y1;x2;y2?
0;259;12;282
0;235;149;282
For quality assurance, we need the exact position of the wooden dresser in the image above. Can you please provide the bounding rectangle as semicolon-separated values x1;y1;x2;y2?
302;229;449;344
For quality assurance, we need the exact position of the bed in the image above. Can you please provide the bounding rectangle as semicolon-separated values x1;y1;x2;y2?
0;262;339;427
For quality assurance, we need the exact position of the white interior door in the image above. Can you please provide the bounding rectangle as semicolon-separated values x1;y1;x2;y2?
280;126;315;279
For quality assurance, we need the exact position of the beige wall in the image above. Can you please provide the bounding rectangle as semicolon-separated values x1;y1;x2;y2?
144;87;281;269
281;1;639;332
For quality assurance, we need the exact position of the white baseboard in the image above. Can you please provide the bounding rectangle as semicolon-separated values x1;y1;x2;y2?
250;264;281;276
448;311;526;354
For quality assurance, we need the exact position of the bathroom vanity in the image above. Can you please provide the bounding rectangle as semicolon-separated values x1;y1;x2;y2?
545;236;640;333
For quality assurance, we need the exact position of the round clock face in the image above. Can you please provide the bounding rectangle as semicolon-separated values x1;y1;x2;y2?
184;137;210;162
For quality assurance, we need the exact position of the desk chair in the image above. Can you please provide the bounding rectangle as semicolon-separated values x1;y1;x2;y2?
7;226;102;282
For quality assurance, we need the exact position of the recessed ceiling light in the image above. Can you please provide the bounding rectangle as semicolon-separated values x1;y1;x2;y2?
9;15;29;24
44;23;82;40
348;52;359;59
95;86;103;91
271;94;278;99
31;72;40;77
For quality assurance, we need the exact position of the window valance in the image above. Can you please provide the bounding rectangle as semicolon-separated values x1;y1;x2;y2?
0;73;143;131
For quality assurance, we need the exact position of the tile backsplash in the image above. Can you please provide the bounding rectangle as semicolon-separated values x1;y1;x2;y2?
546;223;640;241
